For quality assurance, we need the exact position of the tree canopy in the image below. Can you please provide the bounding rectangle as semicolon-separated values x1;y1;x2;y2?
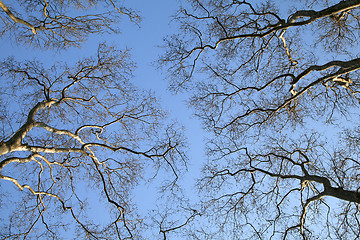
2;0;360;239
0;42;187;239
159;0;360;239
0;1;187;239
0;0;140;49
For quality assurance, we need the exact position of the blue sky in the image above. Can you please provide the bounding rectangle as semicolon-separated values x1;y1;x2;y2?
2;0;360;239
122;0;207;216
109;0;206;210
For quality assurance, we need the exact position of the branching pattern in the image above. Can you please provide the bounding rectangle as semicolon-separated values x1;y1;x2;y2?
160;0;360;239
0;44;187;239
0;0;141;49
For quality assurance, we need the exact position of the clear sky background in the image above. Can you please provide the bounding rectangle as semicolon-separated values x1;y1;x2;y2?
0;0;206;233
3;0;360;239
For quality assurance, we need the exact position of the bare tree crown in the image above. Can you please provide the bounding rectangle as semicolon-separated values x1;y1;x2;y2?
0;43;187;239
0;0;141;48
158;0;360;239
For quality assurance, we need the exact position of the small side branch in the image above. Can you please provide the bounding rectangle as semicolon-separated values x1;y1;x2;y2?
279;30;298;66
0;173;97;238
160;210;200;240
300;192;325;235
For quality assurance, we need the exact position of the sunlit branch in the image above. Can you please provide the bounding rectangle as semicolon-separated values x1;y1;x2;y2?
0;0;37;34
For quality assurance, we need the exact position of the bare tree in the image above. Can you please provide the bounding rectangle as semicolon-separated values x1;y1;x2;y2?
160;0;360;239
0;43;187;239
0;0;140;49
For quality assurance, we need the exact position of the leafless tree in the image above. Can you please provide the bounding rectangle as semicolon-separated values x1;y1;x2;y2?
0;43;187;239
0;0;140;49
160;0;360;239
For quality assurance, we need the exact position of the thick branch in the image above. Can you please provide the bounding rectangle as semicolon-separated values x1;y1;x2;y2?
324;186;360;203
291;58;360;85
289;0;360;24
184;0;360;59
0;0;37;34
0;100;56;156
